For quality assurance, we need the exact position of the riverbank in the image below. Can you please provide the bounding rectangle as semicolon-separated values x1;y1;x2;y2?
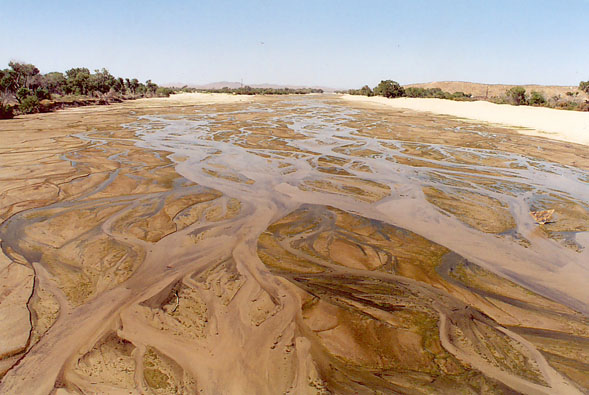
340;95;589;146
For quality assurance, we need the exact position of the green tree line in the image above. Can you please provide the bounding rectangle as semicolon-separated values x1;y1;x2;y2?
1;61;174;119
342;80;472;101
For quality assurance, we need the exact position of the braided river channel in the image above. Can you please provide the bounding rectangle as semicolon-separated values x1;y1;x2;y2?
1;95;588;394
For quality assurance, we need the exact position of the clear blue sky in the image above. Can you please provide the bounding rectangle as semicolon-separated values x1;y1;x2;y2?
1;0;588;88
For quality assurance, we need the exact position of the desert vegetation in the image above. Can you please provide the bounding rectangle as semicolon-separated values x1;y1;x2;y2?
190;85;323;95
493;85;589;111
343;80;472;101
0;61;174;118
343;79;589;111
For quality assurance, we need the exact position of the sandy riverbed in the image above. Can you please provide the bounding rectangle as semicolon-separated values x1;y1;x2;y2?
132;92;254;107
341;95;589;146
1;94;588;394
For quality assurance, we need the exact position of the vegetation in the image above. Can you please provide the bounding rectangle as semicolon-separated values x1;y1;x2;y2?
343;79;589;112
347;85;373;96
373;80;405;98
498;86;588;111
0;60;173;118
194;86;323;95
528;91;546;106
405;87;472;100
506;86;528;105
343;82;472;101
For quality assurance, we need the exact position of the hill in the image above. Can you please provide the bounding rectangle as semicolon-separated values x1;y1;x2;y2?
405;81;586;100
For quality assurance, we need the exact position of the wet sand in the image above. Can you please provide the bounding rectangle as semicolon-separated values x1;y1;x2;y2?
0;94;588;394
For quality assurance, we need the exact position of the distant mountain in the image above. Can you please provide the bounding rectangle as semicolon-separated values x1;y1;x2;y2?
164;81;336;92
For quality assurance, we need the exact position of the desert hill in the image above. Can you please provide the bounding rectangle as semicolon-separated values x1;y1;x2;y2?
405;81;586;99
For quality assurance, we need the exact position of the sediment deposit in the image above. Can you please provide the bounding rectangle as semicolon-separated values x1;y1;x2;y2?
0;94;588;394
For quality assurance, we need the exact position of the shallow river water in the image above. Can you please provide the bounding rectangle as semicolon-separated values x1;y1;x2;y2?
1;95;588;394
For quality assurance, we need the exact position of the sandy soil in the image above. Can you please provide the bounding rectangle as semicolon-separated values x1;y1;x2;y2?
0;94;588;394
341;94;589;146
135;92;253;106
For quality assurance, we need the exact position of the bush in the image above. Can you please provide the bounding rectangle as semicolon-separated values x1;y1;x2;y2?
403;87;472;101
374;80;404;98
529;91;546;106
450;91;472;100
155;87;175;97
578;101;589;112
35;88;50;101
506;86;527;105
16;87;33;103
19;95;40;114
0;103;14;119
579;81;589;94
359;85;373;96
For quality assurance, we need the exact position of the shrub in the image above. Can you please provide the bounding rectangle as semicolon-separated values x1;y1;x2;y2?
404;87;472;101
16;87;33;103
579;81;589;94
578;101;589;112
359;85;373;96
155;87;175;97
35;87;50;101
450;91;472;100
374;80;404;98
506;86;527;105
529;91;546;106
0;103;14;119
19;95;40;114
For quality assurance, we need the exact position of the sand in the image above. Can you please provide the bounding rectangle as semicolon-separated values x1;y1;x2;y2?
1;94;588;394
341;95;589;146
139;92;252;105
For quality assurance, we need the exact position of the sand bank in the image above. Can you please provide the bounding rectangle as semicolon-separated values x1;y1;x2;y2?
134;92;254;106
341;95;589;146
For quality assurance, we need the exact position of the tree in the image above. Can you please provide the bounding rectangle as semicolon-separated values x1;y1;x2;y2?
111;78;123;93
359;85;373;96
19;95;39;114
506;86;527;105
129;78;139;94
0;69;17;102
115;77;125;93
44;72;66;94
373;80;404;98
146;80;158;95
65;67;91;95
8;61;39;89
90;68;116;94
16;87;33;103
529;91;546;106
580;81;589;94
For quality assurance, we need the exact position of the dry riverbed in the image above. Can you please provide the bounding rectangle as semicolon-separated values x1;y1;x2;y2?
0;93;588;394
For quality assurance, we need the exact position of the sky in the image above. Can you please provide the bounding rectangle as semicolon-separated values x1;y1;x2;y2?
1;0;588;88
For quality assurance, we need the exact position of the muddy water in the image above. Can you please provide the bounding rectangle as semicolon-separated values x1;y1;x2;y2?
1;95;588;394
